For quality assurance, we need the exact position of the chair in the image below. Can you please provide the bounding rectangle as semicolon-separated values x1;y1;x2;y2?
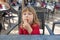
46;3;55;22
34;7;54;35
0;14;3;32
52;2;60;34
52;21;60;33
2;5;18;30
36;11;45;35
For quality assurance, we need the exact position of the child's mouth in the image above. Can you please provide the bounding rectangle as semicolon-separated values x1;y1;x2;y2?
26;19;29;22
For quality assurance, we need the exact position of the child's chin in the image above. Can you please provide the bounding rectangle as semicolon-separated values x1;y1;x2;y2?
28;22;32;24
27;22;30;23
27;22;30;24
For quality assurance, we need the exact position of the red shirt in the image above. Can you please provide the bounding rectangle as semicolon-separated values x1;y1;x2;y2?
19;24;40;35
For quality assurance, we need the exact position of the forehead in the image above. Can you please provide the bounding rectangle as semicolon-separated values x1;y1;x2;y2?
22;9;33;14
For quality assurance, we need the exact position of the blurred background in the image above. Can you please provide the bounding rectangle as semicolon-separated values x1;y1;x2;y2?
0;0;60;35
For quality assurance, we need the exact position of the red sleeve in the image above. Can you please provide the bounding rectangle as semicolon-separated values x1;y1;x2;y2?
31;24;40;35
19;26;23;35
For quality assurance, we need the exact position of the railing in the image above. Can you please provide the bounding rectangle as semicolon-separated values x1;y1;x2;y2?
0;35;60;40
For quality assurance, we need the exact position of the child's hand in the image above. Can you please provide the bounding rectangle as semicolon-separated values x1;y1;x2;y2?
23;19;32;34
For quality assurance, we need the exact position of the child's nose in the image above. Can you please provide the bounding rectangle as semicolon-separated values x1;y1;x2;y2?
26;15;29;19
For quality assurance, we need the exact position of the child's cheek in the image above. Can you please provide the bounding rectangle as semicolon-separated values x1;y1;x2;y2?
29;17;33;22
22;16;26;21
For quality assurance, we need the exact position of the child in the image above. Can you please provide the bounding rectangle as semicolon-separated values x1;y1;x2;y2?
19;6;40;35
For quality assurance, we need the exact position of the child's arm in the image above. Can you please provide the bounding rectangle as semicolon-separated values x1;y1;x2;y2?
23;22;32;34
22;19;32;34
24;23;40;34
19;26;23;35
31;24;40;34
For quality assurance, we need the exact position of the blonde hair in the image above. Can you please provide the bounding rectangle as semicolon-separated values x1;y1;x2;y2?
21;6;40;26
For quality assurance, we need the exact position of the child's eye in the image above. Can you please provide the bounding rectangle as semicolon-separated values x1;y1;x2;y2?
28;13;32;15
23;13;26;15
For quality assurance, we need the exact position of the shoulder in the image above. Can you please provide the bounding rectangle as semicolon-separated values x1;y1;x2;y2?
32;23;40;27
19;24;23;29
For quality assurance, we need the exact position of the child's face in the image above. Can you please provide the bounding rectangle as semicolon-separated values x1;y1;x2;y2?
22;10;33;24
